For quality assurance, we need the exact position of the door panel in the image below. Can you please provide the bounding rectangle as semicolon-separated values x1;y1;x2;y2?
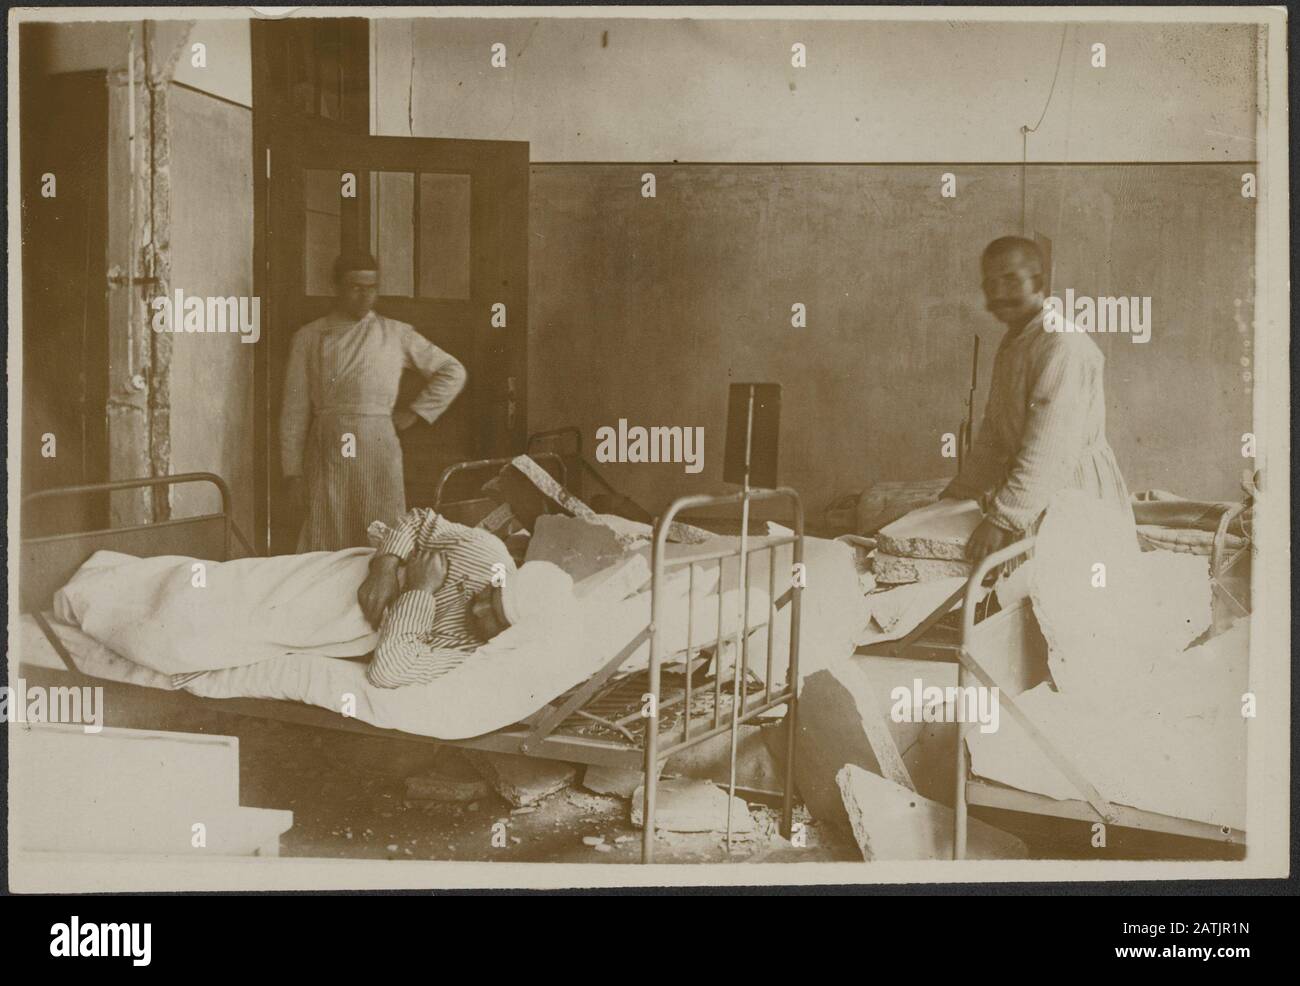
20;71;110;536
265;129;528;552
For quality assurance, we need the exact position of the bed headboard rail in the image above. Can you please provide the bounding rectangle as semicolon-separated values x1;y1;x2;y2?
20;473;233;615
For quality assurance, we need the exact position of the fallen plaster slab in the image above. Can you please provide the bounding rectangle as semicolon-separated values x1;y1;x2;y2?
858;655;959;806
664;724;783;795
790;659;914;832
874;553;971;584
966;621;1248;830
876;498;981;560
489;455;711;545
1029;490;1212;700
462;751;579;807
475;502;515;534
405;753;492;803
573;554;652;607
854;576;966;646
630;778;755;833
837;764;1028;861
583;765;644;799
526;515;635;582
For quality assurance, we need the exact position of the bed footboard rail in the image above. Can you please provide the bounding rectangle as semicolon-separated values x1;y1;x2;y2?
431;452;566;517
20;472;247;614
951;536;1120;859
643;487;804;862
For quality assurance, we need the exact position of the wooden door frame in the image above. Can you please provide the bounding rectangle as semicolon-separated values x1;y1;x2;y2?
251;16;370;553
251;17;530;553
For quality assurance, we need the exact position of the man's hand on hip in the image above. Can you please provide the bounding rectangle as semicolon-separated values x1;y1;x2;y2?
285;476;305;514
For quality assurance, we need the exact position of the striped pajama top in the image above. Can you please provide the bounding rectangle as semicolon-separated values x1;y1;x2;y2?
944;309;1131;534
366;508;516;689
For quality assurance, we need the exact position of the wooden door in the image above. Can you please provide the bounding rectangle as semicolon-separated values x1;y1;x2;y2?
20;71;110;536
262;129;528;552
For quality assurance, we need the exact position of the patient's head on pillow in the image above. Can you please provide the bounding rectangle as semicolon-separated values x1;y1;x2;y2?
467;583;511;640
468;561;574;640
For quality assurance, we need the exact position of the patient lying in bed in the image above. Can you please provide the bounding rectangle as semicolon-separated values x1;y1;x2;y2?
52;508;573;689
358;508;573;688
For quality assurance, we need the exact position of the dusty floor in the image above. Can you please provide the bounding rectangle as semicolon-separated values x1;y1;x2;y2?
163;702;857;865
92;684;1238;865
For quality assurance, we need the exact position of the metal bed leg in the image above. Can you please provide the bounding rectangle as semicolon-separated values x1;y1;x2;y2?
953;665;970;860
780;692;798;838
642;733;658;864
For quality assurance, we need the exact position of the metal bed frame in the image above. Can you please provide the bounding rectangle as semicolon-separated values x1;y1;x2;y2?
952;539;1247;858
854;534;1248;859
19;471;803;864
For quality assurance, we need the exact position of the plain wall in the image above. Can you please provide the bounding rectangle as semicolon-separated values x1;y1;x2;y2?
374;18;1257;162
527;163;1254;513
167;83;257;540
372;18;1258;515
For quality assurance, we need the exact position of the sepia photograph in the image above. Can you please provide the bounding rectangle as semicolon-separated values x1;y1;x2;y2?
5;4;1291;903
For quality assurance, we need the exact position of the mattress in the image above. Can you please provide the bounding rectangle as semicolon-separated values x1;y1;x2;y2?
20;574;773;742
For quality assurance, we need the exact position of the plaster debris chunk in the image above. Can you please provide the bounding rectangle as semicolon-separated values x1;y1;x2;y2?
876;499;981;560
404;771;491;804
791;661;914;832
837;764;1028;861
582;764;644;799
485;456;711;545
874;553;971;585
525;515;635;582
573;554;651;608
462;750;579;807
630;778;755;833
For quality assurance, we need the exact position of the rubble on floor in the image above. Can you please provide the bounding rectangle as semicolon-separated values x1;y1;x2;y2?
461;750;579;807
664;724;783;795
582;764;643;798
404;755;491;804
565;788;623;815
837;764;1028;861
630;777;755;834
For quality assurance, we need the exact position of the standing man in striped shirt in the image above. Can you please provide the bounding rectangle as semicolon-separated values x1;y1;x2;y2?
280;252;468;552
358;507;573;688
943;236;1131;561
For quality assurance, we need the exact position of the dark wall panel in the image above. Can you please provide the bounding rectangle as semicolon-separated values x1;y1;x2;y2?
528;163;1254;517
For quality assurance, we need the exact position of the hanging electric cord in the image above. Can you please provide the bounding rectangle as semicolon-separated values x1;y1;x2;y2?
408;21;415;136
1020;24;1070;234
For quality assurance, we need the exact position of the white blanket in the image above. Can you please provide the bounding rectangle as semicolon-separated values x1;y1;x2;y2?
54;549;379;675
42;549;776;739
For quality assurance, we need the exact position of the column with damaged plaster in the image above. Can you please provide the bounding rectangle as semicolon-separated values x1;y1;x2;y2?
144;22;193;522
103;21;192;525
105;48;152;527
